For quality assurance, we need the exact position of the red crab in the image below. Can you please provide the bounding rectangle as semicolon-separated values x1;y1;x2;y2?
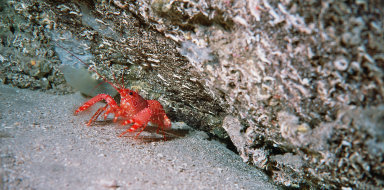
74;87;172;138
55;41;171;139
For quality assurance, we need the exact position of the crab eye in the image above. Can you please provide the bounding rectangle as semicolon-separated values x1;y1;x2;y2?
129;92;133;95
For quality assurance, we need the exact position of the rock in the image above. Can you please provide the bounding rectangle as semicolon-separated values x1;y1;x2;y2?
222;115;247;161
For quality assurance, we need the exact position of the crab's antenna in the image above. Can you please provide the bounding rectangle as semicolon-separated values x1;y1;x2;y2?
112;73;124;89
53;40;120;91
121;67;129;88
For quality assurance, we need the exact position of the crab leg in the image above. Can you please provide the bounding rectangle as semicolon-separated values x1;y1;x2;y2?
75;94;119;114
118;108;152;137
85;104;109;126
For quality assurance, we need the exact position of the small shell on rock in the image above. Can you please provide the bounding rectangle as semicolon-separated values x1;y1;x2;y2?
334;56;349;71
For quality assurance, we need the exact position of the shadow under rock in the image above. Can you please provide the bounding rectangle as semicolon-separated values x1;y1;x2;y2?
86;120;190;142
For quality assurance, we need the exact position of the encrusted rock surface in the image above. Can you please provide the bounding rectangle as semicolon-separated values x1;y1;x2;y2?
1;0;383;188
131;0;383;188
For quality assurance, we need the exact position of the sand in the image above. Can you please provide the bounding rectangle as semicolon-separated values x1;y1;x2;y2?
0;84;278;189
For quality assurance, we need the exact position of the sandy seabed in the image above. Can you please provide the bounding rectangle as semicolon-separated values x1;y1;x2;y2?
0;84;278;190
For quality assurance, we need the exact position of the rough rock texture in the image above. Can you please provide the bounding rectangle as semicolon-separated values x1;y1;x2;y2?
1;0;383;188
0;0;68;92
102;0;384;188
